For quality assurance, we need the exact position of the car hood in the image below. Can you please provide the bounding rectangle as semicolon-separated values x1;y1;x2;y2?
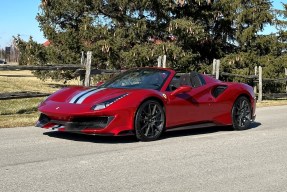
48;86;132;105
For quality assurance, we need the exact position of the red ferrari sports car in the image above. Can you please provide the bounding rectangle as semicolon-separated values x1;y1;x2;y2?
36;67;256;141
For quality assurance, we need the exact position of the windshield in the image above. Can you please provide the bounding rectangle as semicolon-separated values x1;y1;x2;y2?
100;68;170;90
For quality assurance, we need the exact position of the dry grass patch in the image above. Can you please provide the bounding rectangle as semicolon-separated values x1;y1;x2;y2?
0;98;44;115
257;100;287;108
0;98;44;128
0;113;39;128
0;70;79;93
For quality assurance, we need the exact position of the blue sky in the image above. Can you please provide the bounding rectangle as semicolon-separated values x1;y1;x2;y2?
0;1;286;48
0;1;45;48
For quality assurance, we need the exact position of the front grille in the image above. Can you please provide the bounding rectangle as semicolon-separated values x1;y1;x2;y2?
37;114;114;131
65;116;114;131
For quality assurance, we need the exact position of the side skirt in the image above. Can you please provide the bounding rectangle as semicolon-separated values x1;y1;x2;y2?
166;122;220;132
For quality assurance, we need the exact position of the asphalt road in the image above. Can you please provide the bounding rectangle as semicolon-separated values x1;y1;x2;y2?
0;105;287;192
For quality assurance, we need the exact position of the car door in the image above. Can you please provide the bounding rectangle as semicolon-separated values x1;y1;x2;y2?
165;74;214;127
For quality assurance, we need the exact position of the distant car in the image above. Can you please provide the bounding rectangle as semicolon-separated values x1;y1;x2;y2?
0;59;7;64
36;67;256;141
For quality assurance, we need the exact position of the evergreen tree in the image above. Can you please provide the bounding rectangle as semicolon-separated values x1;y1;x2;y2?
36;0;273;69
14;35;47;65
15;0;287;86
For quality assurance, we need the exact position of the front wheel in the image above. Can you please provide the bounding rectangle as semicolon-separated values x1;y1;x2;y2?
232;96;252;130
135;100;165;141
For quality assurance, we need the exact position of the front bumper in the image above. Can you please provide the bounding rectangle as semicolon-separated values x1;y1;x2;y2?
36;105;135;136
36;113;114;132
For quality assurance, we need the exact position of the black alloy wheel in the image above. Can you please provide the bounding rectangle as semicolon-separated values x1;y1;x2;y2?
135;100;165;141
232;96;252;130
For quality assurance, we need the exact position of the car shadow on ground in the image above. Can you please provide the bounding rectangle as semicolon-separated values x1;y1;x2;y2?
249;121;261;129
43;121;262;144
43;132;137;144
162;121;261;140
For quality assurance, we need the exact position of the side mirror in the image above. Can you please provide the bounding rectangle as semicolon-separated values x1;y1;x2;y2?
170;86;192;97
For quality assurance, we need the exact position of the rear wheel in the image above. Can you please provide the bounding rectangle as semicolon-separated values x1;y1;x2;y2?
232;96;252;130
135;100;165;141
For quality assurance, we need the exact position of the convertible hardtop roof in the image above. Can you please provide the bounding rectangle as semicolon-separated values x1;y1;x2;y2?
133;67;220;85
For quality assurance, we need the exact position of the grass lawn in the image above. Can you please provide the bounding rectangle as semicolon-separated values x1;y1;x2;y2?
0;98;42;128
0;70;78;128
0;70;287;128
0;70;79;92
256;100;287;107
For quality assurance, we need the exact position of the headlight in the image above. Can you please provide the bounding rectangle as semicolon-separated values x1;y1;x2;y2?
91;93;128;111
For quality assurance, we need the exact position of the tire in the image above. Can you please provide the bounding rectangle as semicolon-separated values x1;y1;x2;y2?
231;96;252;130
135;100;165;141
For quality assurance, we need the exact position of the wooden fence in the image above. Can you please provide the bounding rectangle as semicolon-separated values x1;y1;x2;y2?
0;54;286;101
212;59;287;101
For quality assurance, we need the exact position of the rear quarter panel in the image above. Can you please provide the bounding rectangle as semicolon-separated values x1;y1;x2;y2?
211;82;255;125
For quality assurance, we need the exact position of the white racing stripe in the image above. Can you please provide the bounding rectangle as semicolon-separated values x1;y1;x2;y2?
69;88;98;103
69;88;105;104
75;88;105;104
